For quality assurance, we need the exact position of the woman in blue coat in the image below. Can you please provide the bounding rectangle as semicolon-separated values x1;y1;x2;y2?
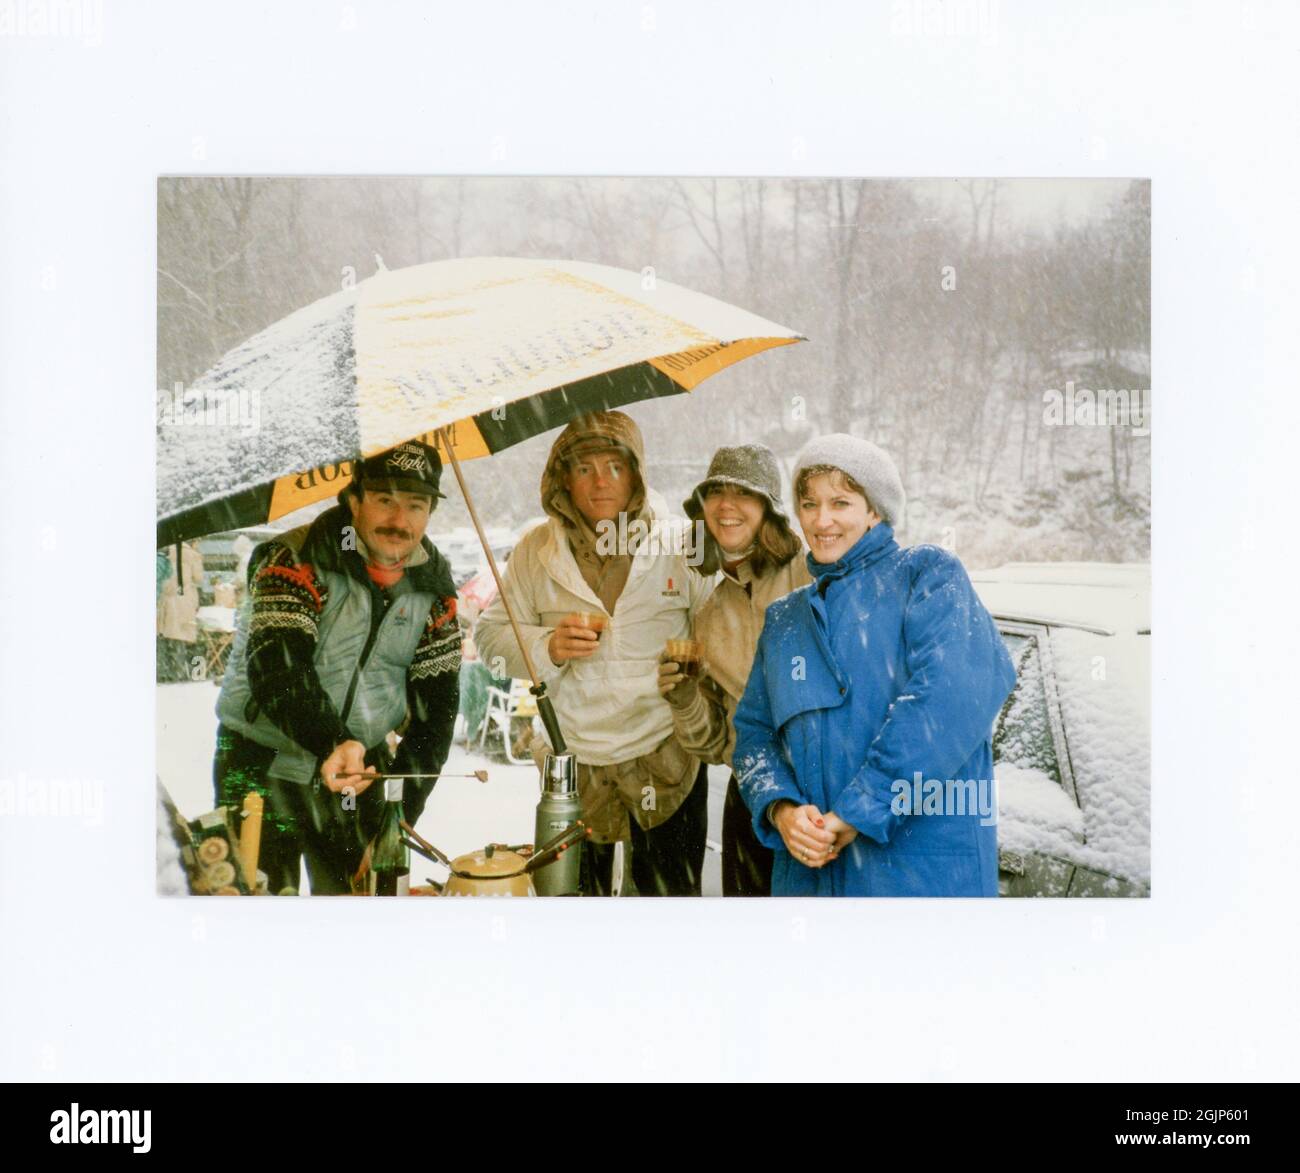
733;434;1016;896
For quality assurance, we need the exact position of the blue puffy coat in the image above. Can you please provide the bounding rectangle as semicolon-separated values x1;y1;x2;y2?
733;523;1016;896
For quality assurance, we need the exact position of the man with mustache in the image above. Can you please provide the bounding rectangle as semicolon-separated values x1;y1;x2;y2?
212;440;461;894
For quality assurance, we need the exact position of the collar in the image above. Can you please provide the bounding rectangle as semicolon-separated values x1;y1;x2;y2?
805;522;897;591
720;555;756;585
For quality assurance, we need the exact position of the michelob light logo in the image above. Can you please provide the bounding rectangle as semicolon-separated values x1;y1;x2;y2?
50;1102;151;1153
386;443;431;475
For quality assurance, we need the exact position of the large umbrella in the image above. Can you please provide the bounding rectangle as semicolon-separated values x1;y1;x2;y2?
157;256;803;752
157;256;803;546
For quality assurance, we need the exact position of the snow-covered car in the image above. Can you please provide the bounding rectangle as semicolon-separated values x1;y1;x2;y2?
971;563;1151;897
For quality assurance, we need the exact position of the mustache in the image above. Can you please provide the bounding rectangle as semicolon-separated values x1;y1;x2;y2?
374;526;413;540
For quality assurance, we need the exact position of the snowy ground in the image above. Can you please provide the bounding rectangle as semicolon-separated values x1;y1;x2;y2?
156;682;725;895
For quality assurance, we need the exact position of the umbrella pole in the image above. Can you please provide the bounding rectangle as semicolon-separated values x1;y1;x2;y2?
436;427;568;755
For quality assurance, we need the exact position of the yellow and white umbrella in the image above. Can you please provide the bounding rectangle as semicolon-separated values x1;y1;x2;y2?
157;256;803;545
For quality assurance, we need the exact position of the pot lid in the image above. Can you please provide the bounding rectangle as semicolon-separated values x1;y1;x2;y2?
451;848;528;878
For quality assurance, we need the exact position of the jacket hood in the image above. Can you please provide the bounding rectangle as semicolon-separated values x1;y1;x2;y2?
540;410;648;529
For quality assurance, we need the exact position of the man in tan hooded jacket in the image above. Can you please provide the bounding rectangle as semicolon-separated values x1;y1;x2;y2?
474;411;714;895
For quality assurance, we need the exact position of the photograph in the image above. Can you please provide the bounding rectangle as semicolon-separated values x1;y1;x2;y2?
156;175;1151;900
8;0;1295;1107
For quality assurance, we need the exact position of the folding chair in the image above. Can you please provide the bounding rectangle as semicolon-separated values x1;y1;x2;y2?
477;679;538;765
203;629;235;680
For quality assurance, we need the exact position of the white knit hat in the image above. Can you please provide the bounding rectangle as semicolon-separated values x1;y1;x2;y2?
791;433;905;525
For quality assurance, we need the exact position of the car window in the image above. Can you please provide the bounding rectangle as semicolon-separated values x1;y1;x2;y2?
994;631;1063;788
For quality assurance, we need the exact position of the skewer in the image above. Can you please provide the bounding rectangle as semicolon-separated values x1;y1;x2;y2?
401;835;447;868
398;820;456;871
332;770;489;782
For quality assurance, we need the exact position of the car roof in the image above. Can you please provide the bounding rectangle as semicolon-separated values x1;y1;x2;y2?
970;562;1150;636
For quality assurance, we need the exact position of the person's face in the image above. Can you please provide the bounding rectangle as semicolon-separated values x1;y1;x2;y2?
564;449;634;525
347;485;433;565
797;472;880;564
701;484;765;556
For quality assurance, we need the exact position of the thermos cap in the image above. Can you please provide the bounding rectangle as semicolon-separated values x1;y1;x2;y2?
542;752;577;797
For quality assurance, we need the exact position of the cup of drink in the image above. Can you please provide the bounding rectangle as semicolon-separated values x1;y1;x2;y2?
573;612;607;639
665;638;703;679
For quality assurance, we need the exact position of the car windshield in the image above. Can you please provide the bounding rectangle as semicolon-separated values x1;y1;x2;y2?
994;632;1062;787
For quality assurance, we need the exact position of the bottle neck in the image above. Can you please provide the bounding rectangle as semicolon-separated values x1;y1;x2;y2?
371;775;410;891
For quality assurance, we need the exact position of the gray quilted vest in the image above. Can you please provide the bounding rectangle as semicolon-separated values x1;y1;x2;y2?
217;513;440;784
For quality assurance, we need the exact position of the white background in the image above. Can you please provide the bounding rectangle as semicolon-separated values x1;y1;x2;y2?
1;0;1297;1082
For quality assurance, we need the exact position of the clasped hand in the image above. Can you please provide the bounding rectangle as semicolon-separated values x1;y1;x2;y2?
772;802;857;867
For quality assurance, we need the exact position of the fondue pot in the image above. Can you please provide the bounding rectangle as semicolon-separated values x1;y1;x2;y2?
442;846;536;897
400;820;589;897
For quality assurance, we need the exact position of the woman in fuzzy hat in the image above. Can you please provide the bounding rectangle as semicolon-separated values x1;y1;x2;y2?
731;434;1017;896
657;443;811;896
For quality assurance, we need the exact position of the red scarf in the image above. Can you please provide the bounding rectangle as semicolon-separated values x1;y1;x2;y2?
365;559;406;589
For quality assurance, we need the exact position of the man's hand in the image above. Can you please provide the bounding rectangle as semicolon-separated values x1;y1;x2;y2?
548;615;601;665
772;801;837;867
657;649;701;705
320;740;375;793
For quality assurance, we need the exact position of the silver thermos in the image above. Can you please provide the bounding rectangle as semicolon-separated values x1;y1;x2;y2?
533;751;582;895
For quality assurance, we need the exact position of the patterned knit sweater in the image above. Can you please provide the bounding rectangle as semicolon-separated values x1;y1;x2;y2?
243;505;461;787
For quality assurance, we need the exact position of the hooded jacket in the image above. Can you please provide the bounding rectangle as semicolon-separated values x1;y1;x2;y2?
473;414;714;841
733;523;1016;896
